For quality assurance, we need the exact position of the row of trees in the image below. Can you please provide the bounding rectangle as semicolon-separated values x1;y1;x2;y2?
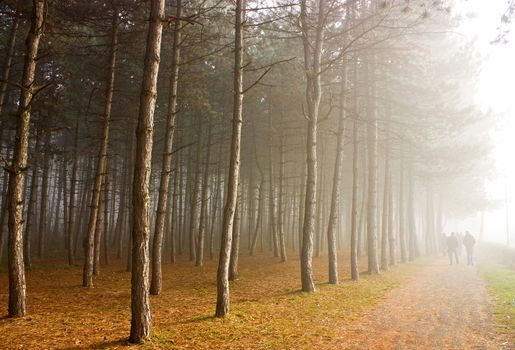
0;0;492;343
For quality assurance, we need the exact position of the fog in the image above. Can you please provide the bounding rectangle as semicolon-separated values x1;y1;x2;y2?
0;0;514;348
448;0;515;246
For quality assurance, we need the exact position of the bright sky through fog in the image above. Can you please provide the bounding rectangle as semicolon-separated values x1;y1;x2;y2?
446;0;515;244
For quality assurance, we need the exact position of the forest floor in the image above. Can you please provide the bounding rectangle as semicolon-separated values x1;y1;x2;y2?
0;250;512;349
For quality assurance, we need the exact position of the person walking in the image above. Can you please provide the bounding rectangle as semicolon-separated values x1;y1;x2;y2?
446;233;459;265
457;232;464;257
463;231;476;266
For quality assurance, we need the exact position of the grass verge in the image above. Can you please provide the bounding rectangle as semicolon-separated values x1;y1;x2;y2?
480;263;515;343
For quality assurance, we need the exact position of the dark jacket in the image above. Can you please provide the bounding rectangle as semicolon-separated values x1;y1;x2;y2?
446;236;458;250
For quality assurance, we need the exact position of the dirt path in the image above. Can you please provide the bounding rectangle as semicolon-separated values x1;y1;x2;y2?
331;257;507;350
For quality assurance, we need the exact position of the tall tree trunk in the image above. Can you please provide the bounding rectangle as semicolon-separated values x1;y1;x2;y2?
93;180;105;276
126;115;137;273
300;0;326;293
298;148;305;258
37;131;51;260
268;106;278;257
24;136;40;269
208;143;222;260
196;119;213;267
326;55;347;285
67;117;79;265
62;158;69;253
388;169;395;266
436;193;443;250
150;0;182;294
75;157;92;257
177;155;184;255
381;157;389;271
246;162;255;252
350;112;359;281
115;142;129;259
350;45;359;280
366;61;379;274
215;0;244;317
249;177;264;256
189;119;202;262
229;197;241;281
0;149;11;265
83;12;119;287
277;135;287;262
0;16;18;118
129;0;164;342
315;149;326;258
381;111;391;271
170;165;178;263
103;178;110;265
53;158;64;238
6;0;46;317
399;143;407;262
357;146;367;257
408;157;418;261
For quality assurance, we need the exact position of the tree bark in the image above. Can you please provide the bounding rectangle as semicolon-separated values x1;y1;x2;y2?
229;197;241;281
93;179;106;276
196;119;212;267
6;0;46;317
177;155;184;255
103;178;110;265
83;12;119;287
326;54;347;285
399;143;407;262
170;165;178;263
209;140;223;260
53;158;65;238
62;158;69;253
215;0;244;317
350;112;359;281
300;0;326;293
357;145;367;257
366;61;379;274
387;167;395;266
249;177;264;256
188;119;202;262
24;135;40;270
150;0;182;294
37;131;50;259
381;156;389;271
129;0;165;342
407;157;418;261
268;106;278;257
115;142;130;259
0;16;18;118
277;135;287;262
67;117;79;265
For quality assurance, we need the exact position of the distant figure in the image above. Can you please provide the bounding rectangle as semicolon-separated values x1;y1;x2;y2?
463;231;476;266
446;233;459;265
457;232;464;257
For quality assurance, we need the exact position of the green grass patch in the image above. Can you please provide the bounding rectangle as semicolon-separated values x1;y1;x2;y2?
480;263;515;341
